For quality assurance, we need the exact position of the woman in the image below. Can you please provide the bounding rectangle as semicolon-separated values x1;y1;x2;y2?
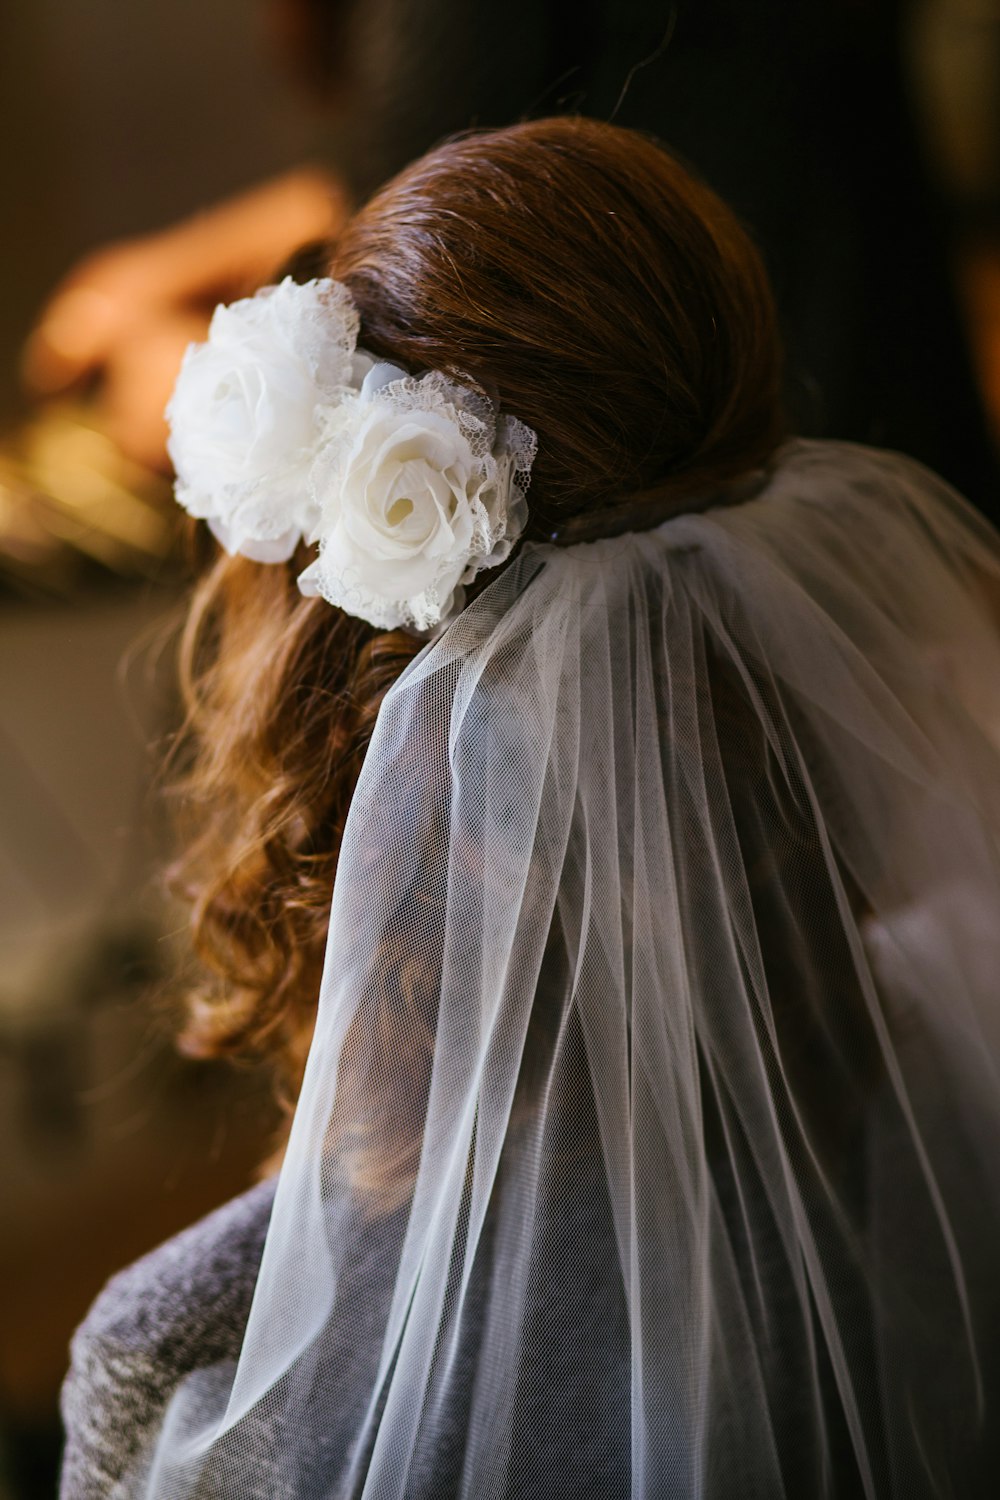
62;118;1000;1497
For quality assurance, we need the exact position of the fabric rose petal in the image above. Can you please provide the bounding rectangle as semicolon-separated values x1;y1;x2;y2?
166;278;536;629
166;278;361;562
299;365;535;631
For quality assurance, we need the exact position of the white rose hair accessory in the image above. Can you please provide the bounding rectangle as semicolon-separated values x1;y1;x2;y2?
166;277;536;631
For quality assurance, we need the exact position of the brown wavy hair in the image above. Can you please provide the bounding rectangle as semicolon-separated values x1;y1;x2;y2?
171;116;784;1109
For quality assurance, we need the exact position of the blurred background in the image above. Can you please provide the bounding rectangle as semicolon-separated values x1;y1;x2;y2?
0;5;316;1496
1;1;999;1496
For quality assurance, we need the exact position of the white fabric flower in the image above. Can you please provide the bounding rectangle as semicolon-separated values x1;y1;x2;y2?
166;278;359;561
165;277;536;627
298;366;535;631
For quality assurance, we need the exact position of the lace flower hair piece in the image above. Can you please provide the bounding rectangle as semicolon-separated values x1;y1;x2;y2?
166;277;537;631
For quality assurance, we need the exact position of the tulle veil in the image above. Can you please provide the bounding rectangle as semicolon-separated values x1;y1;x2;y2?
139;439;1000;1497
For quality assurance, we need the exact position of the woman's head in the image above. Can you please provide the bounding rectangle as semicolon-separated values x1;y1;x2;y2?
332;116;783;538
174;118;784;1092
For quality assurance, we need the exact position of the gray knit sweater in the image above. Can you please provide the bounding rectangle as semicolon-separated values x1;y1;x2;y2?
59;1163;631;1499
60;1180;278;1499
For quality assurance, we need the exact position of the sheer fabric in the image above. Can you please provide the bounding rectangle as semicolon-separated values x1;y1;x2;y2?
141;441;1000;1496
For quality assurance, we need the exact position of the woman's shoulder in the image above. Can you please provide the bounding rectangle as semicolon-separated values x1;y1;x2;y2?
68;1175;277;1362
60;1176;277;1499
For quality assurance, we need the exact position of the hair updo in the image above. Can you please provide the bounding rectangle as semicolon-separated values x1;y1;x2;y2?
333;116;782;538
172;117;784;1097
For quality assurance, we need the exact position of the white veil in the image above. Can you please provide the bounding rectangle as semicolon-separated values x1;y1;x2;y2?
140;439;1000;1497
